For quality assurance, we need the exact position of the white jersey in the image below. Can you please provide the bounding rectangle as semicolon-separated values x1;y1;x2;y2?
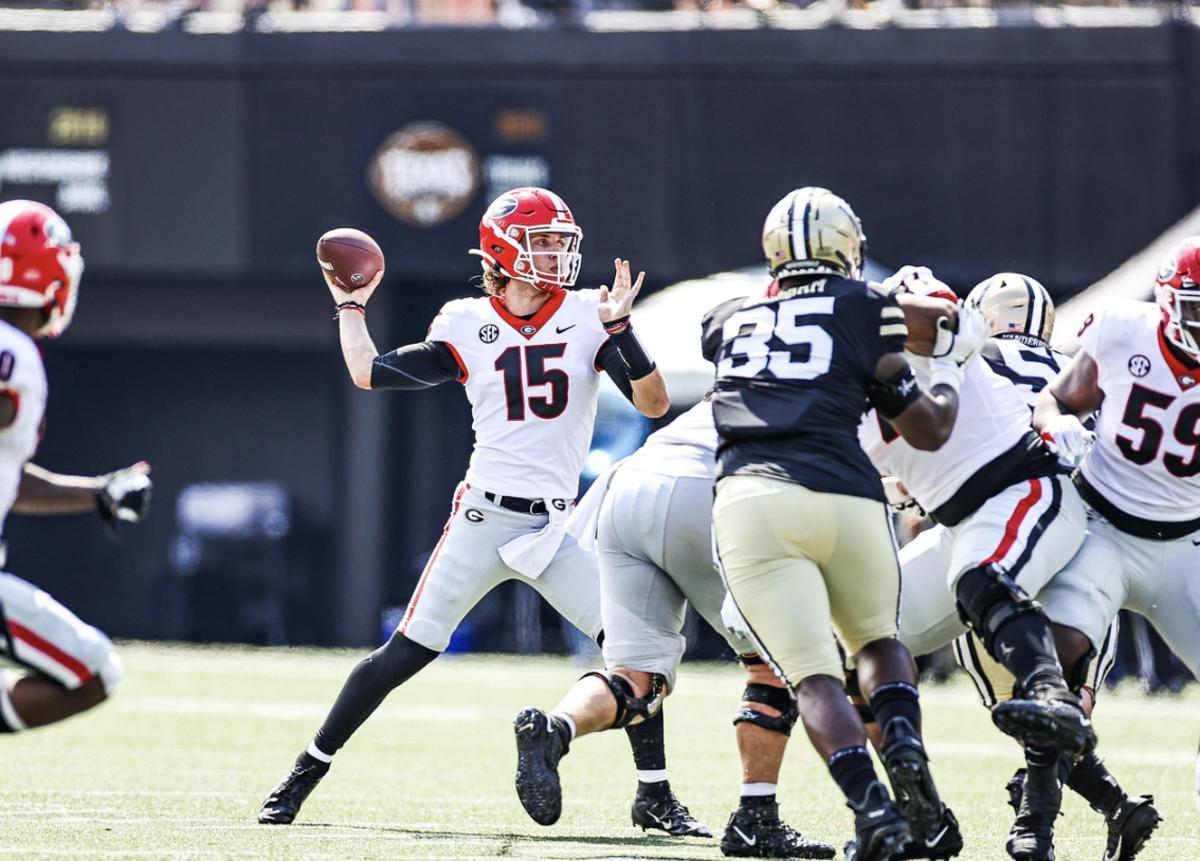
859;356;1032;511
1077;301;1200;522
0;322;46;535
980;335;1066;412
428;289;609;500
625;399;717;480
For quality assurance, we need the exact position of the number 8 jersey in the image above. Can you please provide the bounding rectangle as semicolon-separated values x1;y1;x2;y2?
700;276;908;502
1076;301;1200;522
427;288;610;500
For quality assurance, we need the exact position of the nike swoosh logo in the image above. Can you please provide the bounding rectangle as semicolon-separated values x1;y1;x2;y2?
1192;538;1200;546
926;823;950;848
732;826;757;846
555;325;576;334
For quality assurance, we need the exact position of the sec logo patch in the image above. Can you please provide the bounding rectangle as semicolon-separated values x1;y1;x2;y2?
479;325;499;344
1128;355;1151;378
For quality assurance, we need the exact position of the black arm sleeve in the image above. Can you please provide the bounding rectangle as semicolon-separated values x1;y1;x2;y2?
594;338;635;403
370;341;463;390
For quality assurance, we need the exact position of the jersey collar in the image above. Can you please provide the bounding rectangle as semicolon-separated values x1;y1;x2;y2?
1156;325;1200;391
490;289;566;340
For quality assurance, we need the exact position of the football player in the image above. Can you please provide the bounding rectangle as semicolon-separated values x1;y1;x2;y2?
704;187;986;861
511;394;835;859
1032;238;1200;860
867;269;1155;861
0;200;152;736
259;187;672;826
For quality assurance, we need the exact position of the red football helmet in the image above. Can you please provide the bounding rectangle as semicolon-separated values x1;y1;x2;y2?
1155;237;1200;360
0;200;83;338
470;187;581;292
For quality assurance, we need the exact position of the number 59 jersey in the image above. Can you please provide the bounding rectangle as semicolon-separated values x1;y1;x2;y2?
700;276;908;502
427;288;609;501
1077;301;1200;522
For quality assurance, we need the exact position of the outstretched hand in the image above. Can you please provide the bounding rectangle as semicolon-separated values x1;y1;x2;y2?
325;269;384;308
597;258;645;324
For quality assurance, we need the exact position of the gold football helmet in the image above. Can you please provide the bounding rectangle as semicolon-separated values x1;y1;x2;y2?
965;272;1055;342
762;187;866;280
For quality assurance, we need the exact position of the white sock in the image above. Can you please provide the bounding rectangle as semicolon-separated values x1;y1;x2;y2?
306;741;333;764
741;782;776;797
551;711;577;741
0;687;27;732
637;769;668;784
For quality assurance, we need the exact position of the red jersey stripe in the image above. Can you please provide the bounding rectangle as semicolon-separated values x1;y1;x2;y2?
8;620;93;684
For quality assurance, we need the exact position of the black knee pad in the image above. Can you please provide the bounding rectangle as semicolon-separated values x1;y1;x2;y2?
733;683;799;737
581;671;666;729
955;565;1043;656
375;632;440;687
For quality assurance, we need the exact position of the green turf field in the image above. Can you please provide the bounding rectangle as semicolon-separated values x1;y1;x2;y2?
1;642;1196;860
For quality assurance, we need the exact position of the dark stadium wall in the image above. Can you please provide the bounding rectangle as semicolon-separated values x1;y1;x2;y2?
0;24;1195;645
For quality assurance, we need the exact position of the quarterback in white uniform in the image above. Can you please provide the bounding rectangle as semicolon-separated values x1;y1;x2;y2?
0;200;151;736
512;398;836;859
259;187;670;826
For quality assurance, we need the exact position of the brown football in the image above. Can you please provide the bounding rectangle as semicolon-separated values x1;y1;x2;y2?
898;294;958;356
316;228;384;292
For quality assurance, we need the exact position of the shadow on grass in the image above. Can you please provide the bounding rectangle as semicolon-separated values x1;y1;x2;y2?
292;820;700;855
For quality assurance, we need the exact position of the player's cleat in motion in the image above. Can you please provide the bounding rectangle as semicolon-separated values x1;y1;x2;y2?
513;707;570;826
845;780;911;861
257;751;330;825
1005;769;1059;861
1103;794;1161;861
890;807;963;860
880;717;945;846
631;787;712;838
992;684;1096;759
720;801;835;858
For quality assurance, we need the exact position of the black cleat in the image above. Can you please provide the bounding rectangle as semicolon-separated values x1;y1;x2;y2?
720;801;835;858
632;787;712;838
846;780;911;861
1005;769;1027;815
890;807;963;860
258;751;330;825
1103;794;1161;861
1005;768;1060;861
880;717;944;846
513;707;569;826
992;685;1096;759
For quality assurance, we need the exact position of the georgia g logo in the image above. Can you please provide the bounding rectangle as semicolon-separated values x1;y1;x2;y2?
479;324;499;344
1128;354;1151;378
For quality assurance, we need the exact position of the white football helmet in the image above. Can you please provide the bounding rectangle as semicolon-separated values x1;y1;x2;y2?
965;272;1054;343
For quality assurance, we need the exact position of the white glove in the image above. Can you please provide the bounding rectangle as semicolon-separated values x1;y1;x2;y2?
932;305;989;364
881;265;956;300
1039;414;1095;463
97;462;152;536
720;591;752;643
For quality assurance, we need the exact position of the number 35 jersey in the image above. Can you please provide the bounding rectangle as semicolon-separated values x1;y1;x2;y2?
1077;301;1200;522
700;277;908;502
427;288;609;500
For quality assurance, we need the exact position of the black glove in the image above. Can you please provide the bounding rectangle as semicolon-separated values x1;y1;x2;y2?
96;462;152;536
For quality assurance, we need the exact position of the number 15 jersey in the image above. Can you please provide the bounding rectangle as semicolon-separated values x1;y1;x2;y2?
700;276;908;502
428;288;609;501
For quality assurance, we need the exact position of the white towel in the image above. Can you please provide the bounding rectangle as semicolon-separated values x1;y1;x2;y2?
565;458;628;553
499;500;571;580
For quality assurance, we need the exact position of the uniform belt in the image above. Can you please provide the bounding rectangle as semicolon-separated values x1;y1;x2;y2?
1074;472;1200;541
483;491;559;516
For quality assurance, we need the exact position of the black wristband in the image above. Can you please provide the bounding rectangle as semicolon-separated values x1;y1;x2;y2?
609;323;656;381
603;315;631;335
333;301;365;320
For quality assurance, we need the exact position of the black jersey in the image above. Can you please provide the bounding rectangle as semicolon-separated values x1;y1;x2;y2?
700;276;909;501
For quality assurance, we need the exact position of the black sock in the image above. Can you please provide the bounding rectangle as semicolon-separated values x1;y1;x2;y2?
740;794;776;808
991;614;1064;689
625;708;666;769
1024;744;1062;802
312;632;439;756
1065;753;1124;815
829;746;878;806
869;682;921;736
